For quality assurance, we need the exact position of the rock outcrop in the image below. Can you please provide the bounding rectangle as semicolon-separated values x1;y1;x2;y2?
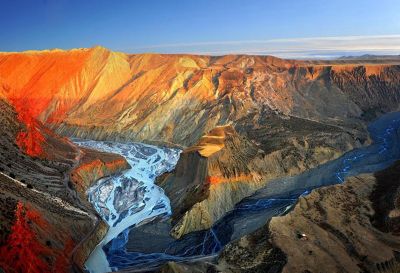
0;172;93;273
158;125;268;238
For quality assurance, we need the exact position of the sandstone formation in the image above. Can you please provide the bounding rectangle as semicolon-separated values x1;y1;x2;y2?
0;47;399;149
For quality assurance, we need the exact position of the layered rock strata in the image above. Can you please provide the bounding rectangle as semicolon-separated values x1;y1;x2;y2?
158;123;361;238
0;99;129;272
0;47;398;148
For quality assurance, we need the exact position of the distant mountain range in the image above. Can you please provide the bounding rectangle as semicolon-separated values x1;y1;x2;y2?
337;54;400;60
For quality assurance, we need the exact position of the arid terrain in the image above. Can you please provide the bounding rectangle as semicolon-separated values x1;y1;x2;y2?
154;161;400;273
0;47;400;273
0;98;129;272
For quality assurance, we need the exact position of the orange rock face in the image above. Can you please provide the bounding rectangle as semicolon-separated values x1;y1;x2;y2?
15;118;45;157
205;174;254;185
0;47;399;148
0;49;88;156
1;49;91;119
0;202;68;273
0;47;156;125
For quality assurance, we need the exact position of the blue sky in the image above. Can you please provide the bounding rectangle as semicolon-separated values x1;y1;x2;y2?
1;0;400;58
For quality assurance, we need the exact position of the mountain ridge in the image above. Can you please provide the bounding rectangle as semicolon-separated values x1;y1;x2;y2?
1;46;400;272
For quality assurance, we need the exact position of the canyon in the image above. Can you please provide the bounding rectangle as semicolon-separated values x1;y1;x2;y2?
92;111;400;272
0;47;400;273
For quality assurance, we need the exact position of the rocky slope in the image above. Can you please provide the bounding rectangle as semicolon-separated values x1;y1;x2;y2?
0;47;399;148
158;125;266;238
158;123;360;238
71;148;130;196
267;172;400;273
1;49;397;217
155;161;400;273
0;99;129;272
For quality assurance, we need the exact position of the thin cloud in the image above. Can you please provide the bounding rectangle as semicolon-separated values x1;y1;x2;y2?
131;34;400;49
124;35;400;59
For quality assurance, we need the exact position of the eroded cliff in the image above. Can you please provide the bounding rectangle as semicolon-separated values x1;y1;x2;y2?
0;99;130;272
158;122;361;238
0;47;399;148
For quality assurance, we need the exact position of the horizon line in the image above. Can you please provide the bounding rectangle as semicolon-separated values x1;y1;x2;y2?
1;34;400;59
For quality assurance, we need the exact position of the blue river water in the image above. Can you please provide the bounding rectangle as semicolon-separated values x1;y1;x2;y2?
84;112;400;272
